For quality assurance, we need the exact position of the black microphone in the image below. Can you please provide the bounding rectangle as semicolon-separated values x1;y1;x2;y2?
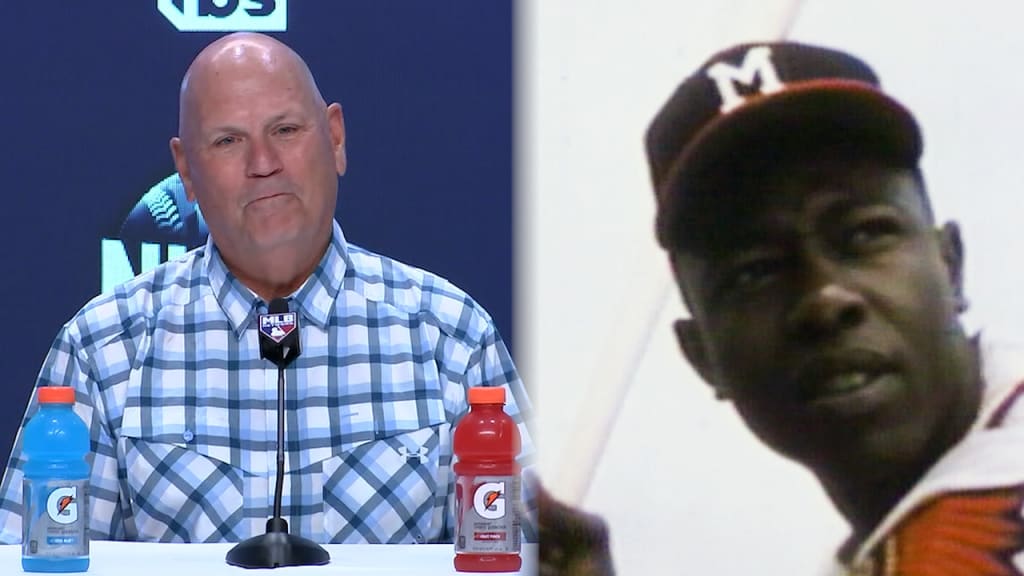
259;298;301;368
226;298;330;569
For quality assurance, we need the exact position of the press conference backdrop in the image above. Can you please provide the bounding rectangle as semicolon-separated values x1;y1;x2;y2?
1;3;514;465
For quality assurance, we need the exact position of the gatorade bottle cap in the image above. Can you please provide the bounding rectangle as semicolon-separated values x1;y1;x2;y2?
468;386;506;405
37;386;75;404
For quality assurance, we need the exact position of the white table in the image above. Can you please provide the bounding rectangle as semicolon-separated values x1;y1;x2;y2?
4;542;537;575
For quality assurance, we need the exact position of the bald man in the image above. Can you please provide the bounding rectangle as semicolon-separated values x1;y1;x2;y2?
0;33;534;546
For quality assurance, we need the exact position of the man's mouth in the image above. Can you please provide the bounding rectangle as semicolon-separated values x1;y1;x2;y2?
794;351;897;405
252;192;288;203
817;371;874;397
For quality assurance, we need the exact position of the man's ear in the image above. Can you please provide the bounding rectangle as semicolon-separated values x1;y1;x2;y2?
938;221;967;313
170;137;195;203
326;102;347;176
673;318;730;400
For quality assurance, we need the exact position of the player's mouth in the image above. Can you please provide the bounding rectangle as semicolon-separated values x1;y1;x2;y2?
793;350;900;415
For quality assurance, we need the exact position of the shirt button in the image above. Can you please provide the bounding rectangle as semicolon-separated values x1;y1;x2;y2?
413;532;423;543
182;429;194;443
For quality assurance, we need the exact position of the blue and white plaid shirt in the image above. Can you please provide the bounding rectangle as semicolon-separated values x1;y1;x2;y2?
0;220;534;544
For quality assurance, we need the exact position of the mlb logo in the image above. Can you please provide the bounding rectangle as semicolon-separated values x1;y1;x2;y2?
260;312;297;343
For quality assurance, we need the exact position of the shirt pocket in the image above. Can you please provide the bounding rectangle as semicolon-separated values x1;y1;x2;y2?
119;390;245;543
322;421;450;544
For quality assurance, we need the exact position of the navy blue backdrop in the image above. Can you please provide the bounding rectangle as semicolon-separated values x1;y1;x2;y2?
1;3;514;464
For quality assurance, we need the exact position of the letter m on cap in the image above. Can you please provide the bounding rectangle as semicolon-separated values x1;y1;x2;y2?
705;46;783;114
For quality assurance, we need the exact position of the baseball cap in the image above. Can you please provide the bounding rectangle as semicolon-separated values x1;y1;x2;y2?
646;42;923;249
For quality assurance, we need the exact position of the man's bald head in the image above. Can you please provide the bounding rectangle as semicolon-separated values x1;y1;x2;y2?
168;32;347;302
177;32;325;142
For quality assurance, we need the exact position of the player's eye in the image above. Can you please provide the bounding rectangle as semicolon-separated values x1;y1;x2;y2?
839;214;905;256
715;252;786;298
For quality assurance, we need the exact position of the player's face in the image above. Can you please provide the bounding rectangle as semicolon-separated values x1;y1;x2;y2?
174;53;345;265
671;155;974;482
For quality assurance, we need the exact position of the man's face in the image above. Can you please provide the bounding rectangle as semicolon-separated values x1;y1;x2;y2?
672;155;969;479
173;51;345;265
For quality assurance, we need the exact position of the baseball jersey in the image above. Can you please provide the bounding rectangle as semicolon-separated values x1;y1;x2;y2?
829;336;1024;575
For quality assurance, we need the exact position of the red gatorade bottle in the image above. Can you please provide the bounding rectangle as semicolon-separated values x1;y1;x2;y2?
453;386;522;572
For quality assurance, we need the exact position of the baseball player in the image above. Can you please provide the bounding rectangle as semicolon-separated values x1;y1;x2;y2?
541;41;1024;575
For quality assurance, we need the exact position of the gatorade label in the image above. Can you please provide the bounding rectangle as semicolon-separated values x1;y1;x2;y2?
454;475;521;554
22;479;89;558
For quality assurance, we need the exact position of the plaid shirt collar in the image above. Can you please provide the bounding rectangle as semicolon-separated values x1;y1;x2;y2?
203;220;351;339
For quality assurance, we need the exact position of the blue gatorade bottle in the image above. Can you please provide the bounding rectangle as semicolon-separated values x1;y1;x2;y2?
22;386;90;573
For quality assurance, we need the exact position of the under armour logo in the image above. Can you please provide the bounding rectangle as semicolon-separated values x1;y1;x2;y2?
397;446;428;464
705;46;783;114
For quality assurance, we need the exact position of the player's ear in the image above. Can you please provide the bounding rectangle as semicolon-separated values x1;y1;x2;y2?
937;221;966;313
674;319;731;400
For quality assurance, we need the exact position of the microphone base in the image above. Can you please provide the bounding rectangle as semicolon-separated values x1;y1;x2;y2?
225;518;330;569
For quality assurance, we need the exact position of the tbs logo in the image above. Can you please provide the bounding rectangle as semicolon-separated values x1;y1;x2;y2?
158;0;287;32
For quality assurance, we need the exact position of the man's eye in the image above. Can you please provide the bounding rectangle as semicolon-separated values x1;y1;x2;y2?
214;136;238;147
718;257;783;295
843;218;902;253
275;125;298;136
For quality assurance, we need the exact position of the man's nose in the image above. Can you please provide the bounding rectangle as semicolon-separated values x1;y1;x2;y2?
246;137;283;177
783;259;867;342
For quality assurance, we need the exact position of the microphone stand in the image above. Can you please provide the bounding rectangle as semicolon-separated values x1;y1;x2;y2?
226;340;331;568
